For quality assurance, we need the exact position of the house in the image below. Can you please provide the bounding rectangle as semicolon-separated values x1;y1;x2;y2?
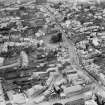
65;98;84;105
63;85;82;96
85;100;98;105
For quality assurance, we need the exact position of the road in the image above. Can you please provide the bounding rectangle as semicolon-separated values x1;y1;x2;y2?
0;1;105;104
41;4;80;65
41;4;105;91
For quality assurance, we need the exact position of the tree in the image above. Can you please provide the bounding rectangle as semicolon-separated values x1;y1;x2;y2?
53;103;63;105
50;33;62;43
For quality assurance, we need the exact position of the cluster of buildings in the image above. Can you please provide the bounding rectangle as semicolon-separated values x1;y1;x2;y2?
0;0;105;105
47;1;105;105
